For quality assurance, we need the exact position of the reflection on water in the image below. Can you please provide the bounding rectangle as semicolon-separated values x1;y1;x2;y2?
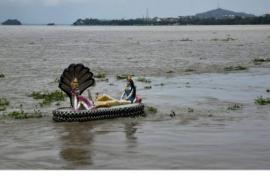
57;120;140;168
124;122;138;149
59;123;95;168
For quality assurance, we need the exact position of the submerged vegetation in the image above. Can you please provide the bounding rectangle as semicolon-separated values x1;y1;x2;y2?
224;65;248;71
30;90;66;106
255;96;270;105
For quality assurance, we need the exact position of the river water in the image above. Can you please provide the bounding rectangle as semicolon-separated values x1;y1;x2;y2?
0;25;270;169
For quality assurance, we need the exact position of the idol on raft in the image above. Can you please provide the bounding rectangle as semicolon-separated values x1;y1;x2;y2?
70;75;141;111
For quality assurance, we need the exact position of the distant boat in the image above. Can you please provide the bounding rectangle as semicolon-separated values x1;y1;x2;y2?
47;23;55;26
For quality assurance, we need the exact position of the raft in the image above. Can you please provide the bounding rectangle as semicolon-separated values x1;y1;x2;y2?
53;103;144;122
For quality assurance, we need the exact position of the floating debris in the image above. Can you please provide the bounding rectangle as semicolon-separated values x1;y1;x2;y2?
169;110;176;118
0;73;5;78
227;104;243;111
144;86;152;89
185;69;195;72
154;83;165;87
211;37;237;42
266;89;270;93
180;38;192;42
187;107;194;113
166;70;175;74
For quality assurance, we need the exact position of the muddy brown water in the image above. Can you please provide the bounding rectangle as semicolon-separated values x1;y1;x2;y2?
0;25;270;169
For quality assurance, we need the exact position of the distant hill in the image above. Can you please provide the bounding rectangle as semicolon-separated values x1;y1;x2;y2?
2;19;22;25
195;8;255;19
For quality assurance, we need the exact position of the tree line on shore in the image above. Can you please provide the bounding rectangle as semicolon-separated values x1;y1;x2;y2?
73;14;270;26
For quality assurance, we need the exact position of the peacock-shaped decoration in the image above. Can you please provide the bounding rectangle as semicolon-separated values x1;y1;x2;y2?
58;64;95;106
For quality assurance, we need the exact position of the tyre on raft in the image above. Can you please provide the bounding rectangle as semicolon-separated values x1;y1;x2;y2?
52;103;145;122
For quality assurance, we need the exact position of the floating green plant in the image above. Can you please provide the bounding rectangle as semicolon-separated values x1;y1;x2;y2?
0;106;6;111
146;106;158;114
0;98;9;107
116;74;134;80
224;66;247;71
253;58;270;65
137;77;151;83
8;109;42;119
30;90;66;106
255;96;270;105
94;72;106;79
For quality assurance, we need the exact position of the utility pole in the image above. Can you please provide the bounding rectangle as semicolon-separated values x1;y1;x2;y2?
146;8;149;20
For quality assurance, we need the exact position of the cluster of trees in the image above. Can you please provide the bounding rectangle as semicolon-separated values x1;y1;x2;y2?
2;19;22;25
73;15;270;26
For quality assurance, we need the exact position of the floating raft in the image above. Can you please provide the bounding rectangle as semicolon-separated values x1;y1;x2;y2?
53;103;144;122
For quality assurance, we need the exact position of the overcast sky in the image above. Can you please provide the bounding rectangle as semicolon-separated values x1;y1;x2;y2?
0;0;269;24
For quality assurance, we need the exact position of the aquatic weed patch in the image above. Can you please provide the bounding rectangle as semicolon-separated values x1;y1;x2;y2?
0;98;9;107
94;72;107;79
137;77;151;83
116;74;134;80
30;90;66;106
253;58;270;65
0;98;9;111
211;37;237;42
8;109;42;119
255;96;270;105
146;106;158;114
224;65;248;72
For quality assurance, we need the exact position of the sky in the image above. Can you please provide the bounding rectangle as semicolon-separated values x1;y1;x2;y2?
0;0;269;24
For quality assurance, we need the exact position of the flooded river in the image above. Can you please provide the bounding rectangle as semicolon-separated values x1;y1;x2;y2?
0;25;270;169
